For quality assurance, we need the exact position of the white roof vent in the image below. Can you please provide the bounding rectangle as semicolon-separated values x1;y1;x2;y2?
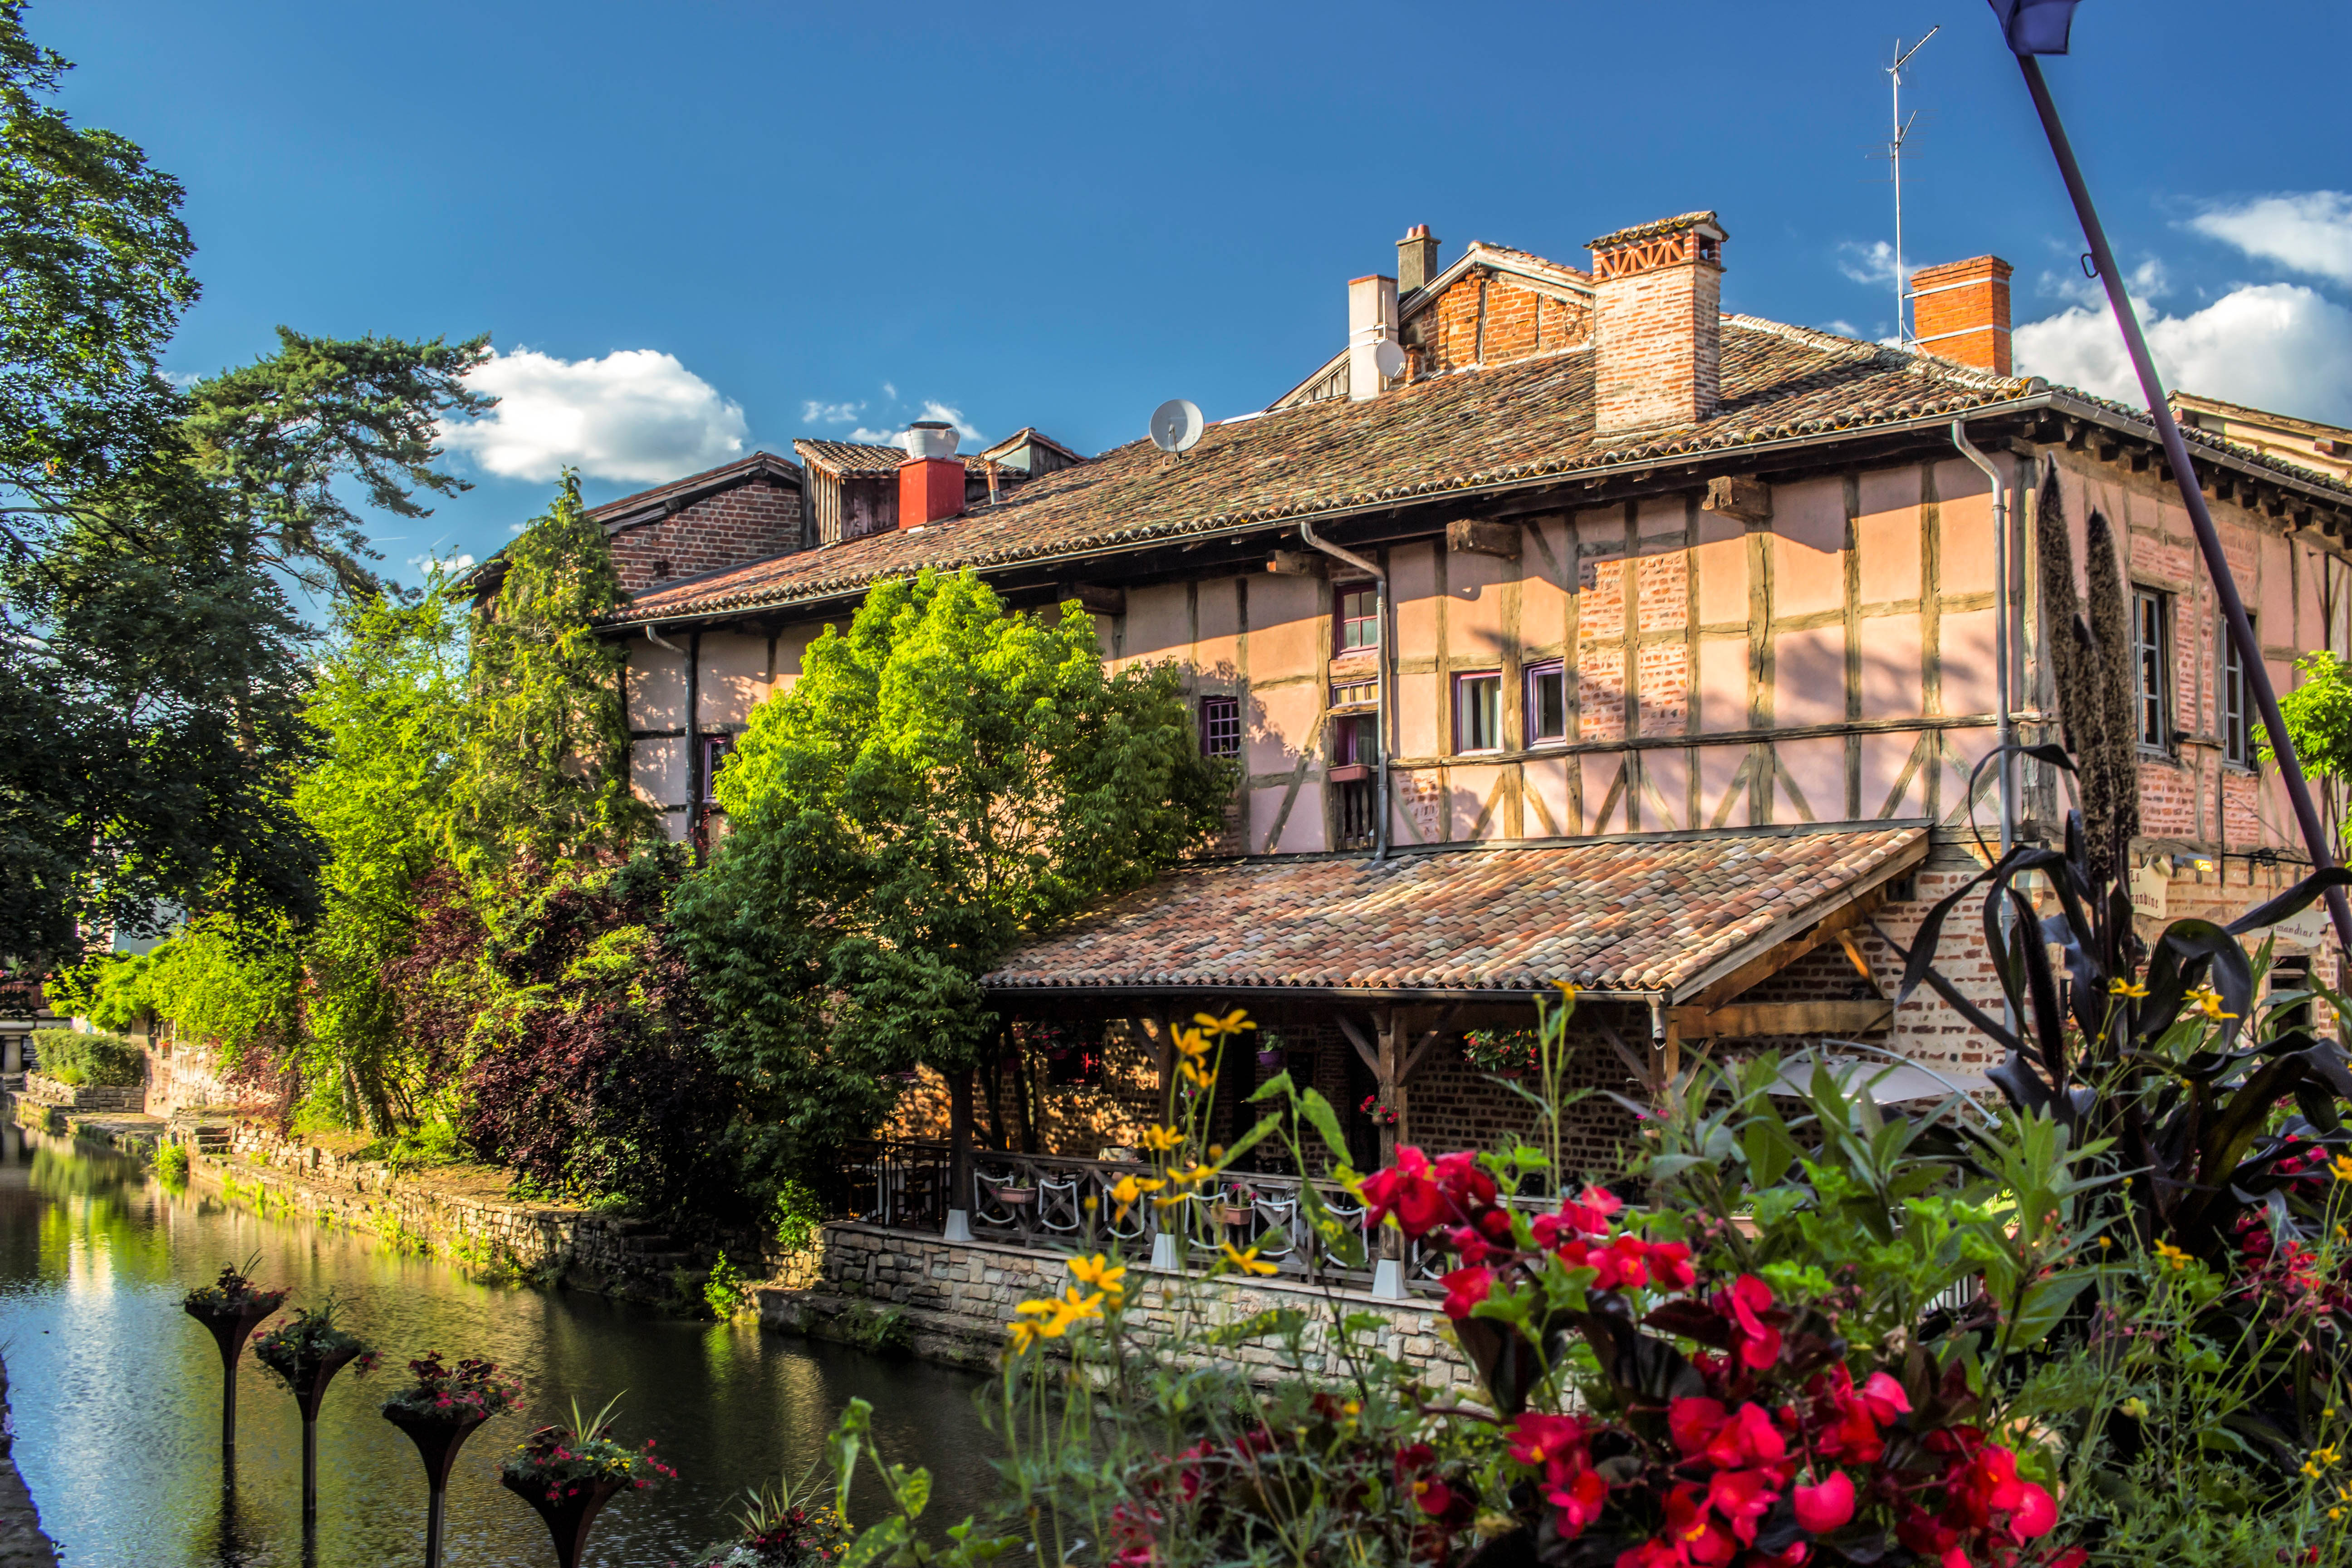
904;420;960;460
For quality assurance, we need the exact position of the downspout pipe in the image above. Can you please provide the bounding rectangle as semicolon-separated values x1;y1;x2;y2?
1950;421;2016;856
2014;52;2352;954
1298;519;1392;861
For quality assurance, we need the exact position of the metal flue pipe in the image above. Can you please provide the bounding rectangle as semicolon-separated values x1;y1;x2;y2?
2010;49;2352;952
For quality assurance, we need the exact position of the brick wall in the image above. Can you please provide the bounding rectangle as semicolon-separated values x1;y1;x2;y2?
1592;258;1720;432
609;473;803;598
1408;271;1590;377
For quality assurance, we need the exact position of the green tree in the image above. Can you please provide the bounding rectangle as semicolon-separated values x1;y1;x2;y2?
672;568;1229;1181
293;581;470;1129
0;0;489;962
2266;650;2352;853
448;474;646;877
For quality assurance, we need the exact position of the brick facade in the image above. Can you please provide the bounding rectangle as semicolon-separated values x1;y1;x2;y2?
607;472;803;597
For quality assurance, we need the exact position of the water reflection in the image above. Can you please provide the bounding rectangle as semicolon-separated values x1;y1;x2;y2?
0;1124;997;1566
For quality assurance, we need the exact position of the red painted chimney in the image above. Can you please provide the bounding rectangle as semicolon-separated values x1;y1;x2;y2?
897;420;965;528
1909;256;2014;374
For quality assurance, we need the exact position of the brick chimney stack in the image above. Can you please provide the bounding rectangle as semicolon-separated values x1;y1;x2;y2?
898;420;965;527
1397;224;1440;295
1348;273;1400;402
1587;211;1726;434
1909;256;2014;374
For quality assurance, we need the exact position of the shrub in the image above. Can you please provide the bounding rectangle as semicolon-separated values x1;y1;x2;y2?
29;1028;144;1086
155;1142;189;1185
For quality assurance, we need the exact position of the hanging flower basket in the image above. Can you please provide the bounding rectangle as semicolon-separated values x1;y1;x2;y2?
1360;1093;1401;1128
1461;1027;1543;1079
1254;1026;1289;1068
181;1256;288;1449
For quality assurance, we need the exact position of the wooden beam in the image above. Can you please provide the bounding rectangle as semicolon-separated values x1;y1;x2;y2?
1334;1013;1382;1078
1068;583;1126;616
1673;1000;1895;1039
1681;888;1891;1013
1703;474;1773;524
1267;550;1323;577
1446;519;1521;559
1398;1004;1465;1084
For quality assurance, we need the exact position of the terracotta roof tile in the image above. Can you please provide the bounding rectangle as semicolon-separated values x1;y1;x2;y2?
792;439;1004;477
979;826;1929;999
613;322;2028;623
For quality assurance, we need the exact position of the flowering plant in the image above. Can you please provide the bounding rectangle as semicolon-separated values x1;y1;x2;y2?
380;1351;522;1424
502;1393;674;1504
1360;1093;1399;1127
1460;1026;1541;1076
252;1296;378;1390
695;1462;847;1568
182;1255;285;1319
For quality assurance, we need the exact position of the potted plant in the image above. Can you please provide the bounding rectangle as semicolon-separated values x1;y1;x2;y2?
181;1254;287;1453
382;1352;524;1568
1359;1093;1400;1128
995;1181;1038;1207
253;1295;378;1523
1254;1027;1289;1068
1461;1026;1542;1079
1211;1183;1255;1228
500;1393;673;1568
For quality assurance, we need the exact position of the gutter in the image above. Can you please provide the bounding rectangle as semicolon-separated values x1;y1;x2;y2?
977;983;1664;1005
1950;420;2017;855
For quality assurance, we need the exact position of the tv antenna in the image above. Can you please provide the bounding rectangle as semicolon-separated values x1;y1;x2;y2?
1884;25;1938;345
1149;398;1204;455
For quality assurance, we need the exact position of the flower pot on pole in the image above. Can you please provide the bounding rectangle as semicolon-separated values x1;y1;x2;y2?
501;1471;631;1568
499;1394;671;1568
181;1263;287;1455
385;1406;491;1568
381;1353;523;1568
251;1299;376;1528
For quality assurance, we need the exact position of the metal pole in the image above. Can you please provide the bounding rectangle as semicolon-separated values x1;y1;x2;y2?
303;1413;318;1524
222;1364;238;1452
2014;54;2352;952
425;1482;446;1568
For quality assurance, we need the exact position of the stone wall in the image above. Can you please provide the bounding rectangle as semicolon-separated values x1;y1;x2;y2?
760;1221;1478;1391
20;1073;142;1113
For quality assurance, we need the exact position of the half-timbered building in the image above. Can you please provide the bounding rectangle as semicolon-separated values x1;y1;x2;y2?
590;210;2352;1188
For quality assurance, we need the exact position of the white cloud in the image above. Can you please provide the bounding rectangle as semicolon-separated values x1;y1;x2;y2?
407;551;475;573
920;400;981;441
882;382;898;399
802;398;864;423
848;426;906;447
1838;240;1899;287
2190;191;2352;285
1818;319;1861;338
843;399;985;451
438;347;748;485
2015;281;2352;424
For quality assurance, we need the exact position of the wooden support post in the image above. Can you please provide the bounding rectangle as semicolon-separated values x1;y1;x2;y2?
947;1068;975;1218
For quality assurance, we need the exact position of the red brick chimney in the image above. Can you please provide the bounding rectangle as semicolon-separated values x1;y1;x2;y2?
897;420;965;528
1588;211;1726;434
1909;256;2014;374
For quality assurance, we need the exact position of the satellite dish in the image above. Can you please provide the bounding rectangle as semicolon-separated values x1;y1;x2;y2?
1150;398;1205;454
1372;340;1407;381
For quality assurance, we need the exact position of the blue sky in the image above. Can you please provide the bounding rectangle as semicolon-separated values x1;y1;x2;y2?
44;0;2352;591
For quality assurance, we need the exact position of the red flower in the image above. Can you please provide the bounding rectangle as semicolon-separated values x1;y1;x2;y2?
1717;1275;1783;1371
1545;1465;1609;1538
1361;1147;1495;1239
1506;1412;1591;1470
1793;1470;1855;1533
1441;1265;1494;1320
1705;1467;1778;1544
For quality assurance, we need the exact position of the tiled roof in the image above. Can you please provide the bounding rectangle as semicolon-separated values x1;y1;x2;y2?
614;320;2032;623
980;826;1928;999
1588;211;1723;249
793;439;1000;476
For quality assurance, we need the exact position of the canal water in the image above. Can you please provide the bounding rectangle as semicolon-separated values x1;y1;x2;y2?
0;1123;1001;1566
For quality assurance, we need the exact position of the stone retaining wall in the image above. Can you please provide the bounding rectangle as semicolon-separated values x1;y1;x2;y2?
19;1073;142;1113
758;1222;1476;1391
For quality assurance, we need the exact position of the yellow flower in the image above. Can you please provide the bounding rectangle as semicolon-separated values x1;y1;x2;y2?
2108;978;2149;999
1139;1124;1183;1153
1108;1174;1164;1219
1005;1320;1038;1354
1178;1059;1212;1087
2332;1155;2352;1183
1549;980;1582;998
2185;983;2238;1023
1169;1162;1220;1187
2154;1240;2194;1270
2317;1444;2342;1470
2120;1397;2150;1420
1219;1242;1279;1277
1194;1009;1255;1039
2332;1507;2345;1522
1015;1288;1104;1341
1171;1028;1211;1060
1068;1253;1127;1301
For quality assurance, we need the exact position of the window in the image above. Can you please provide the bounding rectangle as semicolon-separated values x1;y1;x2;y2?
2224;615;2254;767
701;734;735;802
1454;671;1502;754
1332;715;1378;848
2132;588;2173;753
1524;660;1568;745
1200;695;1242;758
1335;712;1376;765
1336;583;1380;652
